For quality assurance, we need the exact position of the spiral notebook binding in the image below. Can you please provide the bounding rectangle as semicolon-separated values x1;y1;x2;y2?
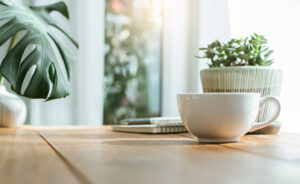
156;123;186;133
112;123;187;134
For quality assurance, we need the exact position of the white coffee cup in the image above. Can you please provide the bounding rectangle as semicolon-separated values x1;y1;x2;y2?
177;93;281;143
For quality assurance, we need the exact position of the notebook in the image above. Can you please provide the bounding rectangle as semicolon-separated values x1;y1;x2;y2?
119;117;182;125
112;117;187;134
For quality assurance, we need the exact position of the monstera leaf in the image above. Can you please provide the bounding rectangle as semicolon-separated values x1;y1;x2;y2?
0;0;78;100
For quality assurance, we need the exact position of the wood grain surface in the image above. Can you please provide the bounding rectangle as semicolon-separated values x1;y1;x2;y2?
0;128;79;184
1;126;300;184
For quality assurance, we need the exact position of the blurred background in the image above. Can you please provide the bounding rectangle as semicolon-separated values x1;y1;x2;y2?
9;0;300;133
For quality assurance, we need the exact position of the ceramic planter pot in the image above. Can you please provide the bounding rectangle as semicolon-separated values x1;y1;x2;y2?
0;86;27;127
200;66;283;134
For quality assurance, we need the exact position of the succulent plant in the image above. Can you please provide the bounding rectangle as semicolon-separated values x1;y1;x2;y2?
197;33;274;68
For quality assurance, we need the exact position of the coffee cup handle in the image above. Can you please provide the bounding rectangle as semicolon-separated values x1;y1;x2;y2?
249;96;281;132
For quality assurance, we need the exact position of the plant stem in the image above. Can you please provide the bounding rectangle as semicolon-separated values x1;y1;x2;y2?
0;33;19;86
7;33;19;53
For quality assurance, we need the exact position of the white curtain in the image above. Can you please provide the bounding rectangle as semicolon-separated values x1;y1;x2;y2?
161;0;198;117
28;0;104;125
161;0;231;117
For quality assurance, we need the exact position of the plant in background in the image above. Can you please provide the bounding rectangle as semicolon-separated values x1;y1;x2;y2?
0;0;78;100
104;0;161;124
198;33;273;67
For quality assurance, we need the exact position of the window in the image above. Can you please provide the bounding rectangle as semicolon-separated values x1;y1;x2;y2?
104;0;162;124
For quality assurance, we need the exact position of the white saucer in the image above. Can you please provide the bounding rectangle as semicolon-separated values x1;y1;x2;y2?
247;121;281;134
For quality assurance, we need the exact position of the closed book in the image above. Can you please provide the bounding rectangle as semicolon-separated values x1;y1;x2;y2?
112;123;187;134
119;117;182;125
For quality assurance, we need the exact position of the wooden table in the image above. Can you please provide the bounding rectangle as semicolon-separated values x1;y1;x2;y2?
1;126;300;184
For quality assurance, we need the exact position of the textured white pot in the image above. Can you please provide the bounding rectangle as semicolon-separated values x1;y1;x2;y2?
0;86;27;127
200;66;283;128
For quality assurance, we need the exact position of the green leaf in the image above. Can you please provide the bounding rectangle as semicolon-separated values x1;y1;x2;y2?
0;0;78;100
238;54;248;60
265;59;274;66
264;50;274;58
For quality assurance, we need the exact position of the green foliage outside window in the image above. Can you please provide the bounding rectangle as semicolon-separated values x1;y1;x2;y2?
104;0;161;124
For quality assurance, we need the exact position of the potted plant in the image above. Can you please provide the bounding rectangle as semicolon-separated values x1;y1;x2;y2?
0;0;78;127
198;33;283;134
